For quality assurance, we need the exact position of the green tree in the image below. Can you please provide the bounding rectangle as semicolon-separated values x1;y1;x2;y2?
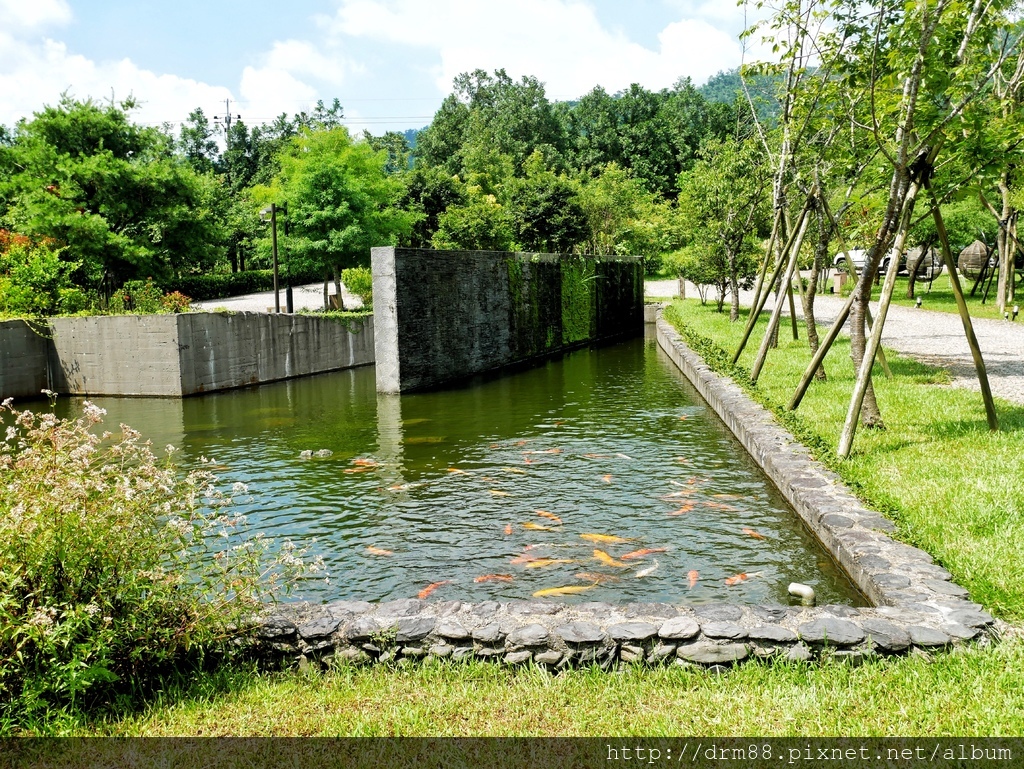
178;108;219;174
399;166;467;248
507;155;587;253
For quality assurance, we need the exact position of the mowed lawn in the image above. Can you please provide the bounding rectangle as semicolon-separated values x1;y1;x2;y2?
62;299;1024;737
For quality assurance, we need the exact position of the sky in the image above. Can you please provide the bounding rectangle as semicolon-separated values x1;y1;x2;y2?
0;0;764;136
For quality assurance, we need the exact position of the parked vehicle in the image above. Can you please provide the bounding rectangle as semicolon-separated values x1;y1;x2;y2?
832;248;901;274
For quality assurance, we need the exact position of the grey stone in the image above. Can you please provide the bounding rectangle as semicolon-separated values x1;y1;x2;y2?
786;643;813;662
506;623;550;648
435;601;464;615
747;625;798;643
378;650;394;663
361;643;381;654
451;646;474;661
395;617;435;643
325;600;373;617
821;514;854;528
472;623;504;644
693;604;743;622
428;644;454;659
860;516;897;532
534;650;563;665
624;603;678;619
658;617;701;641
909;626;951;647
749;605;790;622
941;623;980;641
378;598;425;616
822;604;860;618
436;621;471;640
557;621;606;645
472;601;502;617
921;579;970;597
702;622;747;640
257;617;297;640
510;601;562;616
620;644;645;663
859;619;911;652
872;573;912;589
831;649;869;666
676;642;748;664
607;622;659;642
798;618;865;646
575;646;602;665
475;646;504;658
334;647;370;664
343;617;380;643
858;555;892;571
401;646;426;658
504;650;533;665
649;643;677;661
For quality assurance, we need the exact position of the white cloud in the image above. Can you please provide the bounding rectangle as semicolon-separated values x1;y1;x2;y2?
0;0;72;31
324;0;743;98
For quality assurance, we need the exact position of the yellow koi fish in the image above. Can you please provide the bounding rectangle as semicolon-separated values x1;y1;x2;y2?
523;522;554;531
365;546;394;556
536;510;562;523
489;489;512;497
504;467;527;474
580;533;631;544
593;549;630;568
524;558;575;568
533;584;597;597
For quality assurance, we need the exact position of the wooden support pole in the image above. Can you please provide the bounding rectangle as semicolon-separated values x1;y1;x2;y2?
749;208;783;316
788;290;857;411
751;206;813;383
733;199;813;364
788;281;800;340
927;184;999;431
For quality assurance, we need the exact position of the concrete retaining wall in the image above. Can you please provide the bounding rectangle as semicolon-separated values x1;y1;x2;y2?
372;247;644;393
0;320;50;400
3;312;373;399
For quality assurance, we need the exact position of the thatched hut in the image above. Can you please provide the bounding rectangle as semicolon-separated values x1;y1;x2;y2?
958;240;991;279
906;245;943;281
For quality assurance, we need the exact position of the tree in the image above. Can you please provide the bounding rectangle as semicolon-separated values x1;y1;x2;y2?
507;154;587;253
178;108;219;174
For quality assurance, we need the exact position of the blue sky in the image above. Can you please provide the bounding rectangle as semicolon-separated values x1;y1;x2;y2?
0;0;762;135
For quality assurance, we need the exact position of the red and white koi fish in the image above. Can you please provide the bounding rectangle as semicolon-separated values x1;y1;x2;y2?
417;580;450;599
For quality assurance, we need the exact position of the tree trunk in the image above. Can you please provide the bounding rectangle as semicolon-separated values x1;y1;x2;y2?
996;175;1012;314
803;205;828;380
333;270;346;311
728;251;740;321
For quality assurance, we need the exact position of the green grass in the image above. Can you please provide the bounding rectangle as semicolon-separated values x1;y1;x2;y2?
832;271;1022;321
32;297;1024;737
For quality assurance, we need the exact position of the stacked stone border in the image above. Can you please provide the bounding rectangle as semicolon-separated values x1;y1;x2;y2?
252;311;996;669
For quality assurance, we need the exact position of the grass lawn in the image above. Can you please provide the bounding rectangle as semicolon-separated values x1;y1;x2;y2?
46;299;1024;737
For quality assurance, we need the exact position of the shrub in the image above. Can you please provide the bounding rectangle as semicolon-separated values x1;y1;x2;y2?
0;398;323;727
341;267;373;308
0;238;78;317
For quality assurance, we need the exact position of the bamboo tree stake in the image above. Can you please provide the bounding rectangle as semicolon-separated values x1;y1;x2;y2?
749;208;784;314
927;182;999;430
787;281;800;340
733;198;813;364
837;180;921;458
751;204;813;383
788;289;857;410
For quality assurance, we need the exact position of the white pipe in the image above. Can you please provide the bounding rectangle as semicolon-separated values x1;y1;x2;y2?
788;582;816;606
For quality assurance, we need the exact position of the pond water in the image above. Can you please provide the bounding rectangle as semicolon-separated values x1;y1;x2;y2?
46;328;863;607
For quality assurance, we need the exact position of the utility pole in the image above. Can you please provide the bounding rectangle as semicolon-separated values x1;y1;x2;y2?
214;99;243;269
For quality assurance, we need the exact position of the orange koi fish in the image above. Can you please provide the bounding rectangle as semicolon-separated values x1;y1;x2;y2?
574;572;621;583
724;573;748;586
620;547;668;560
351;458;377;466
524;558;575;568
523;522;555;531
593;549;630;568
601;474;612;483
417;580;451;599
504;524;513;536
580;533;631;544
704;501;738;511
688;570;699;589
366;546;394;556
344;466;374;474
489;489;512;497
509;553;543;565
536;510;562;523
668;503;695;516
679;415;688;421
447;467;469;474
533;585;596;597
474;574;514;583
741;527;766;540
515;440;529;446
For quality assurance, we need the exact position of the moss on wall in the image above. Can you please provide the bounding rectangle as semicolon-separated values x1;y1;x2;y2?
561;256;596;345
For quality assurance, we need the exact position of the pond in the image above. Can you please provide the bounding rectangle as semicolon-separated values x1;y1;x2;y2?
47;328;863;607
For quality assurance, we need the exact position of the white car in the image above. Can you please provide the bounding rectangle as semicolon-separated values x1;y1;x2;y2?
832;248;900;274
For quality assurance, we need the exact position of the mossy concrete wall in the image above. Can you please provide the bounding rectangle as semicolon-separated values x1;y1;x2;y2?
1;313;373;399
372;247;643;393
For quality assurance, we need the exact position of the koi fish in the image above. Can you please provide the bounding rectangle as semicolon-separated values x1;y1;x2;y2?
741;527;766;540
536;510;562;523
504;524;513;536
524;558;575;568
616;453;633;460
523;522;554;531
635;560;659;579
489;489;512;497
583;453;611;459
580;533;631;544
504;467;527;474
593;549;630;568
675;457;691;464
524;448;562;455
679;415;688;421
509;554;544;565
447;467;469;475
724;573;748;586
533;585;597;597
688;570;699;589
601;474;612;483
620;547;668;560
574;572;620;583
474;574;514;583
366;546;394;556
704;502;738;511
662;490;696;499
668;504;695;516
351;458;377;466
417;580;450;599
514;440;529;446
343;466;374;474
714;494;741;500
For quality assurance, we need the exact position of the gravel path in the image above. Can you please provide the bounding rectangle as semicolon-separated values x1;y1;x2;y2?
646;278;1024;407
191;281;364;313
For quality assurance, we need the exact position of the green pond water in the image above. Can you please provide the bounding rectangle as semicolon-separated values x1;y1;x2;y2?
46;329;863;606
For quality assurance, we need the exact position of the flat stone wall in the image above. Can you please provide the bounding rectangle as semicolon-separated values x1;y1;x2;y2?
0;320;50;400
372;247;643;393
251;311;996;669
2;313;373;399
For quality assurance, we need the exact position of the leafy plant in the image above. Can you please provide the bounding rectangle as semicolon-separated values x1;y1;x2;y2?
340;267;373;309
0;398;323;728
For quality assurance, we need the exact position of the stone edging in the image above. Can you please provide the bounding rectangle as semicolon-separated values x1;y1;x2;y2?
251;314;996;669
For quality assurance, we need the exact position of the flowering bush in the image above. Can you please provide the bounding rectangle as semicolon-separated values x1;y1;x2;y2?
0;396;323;726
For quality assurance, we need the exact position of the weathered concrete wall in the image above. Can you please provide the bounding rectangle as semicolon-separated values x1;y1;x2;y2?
4;312;374;398
372;247;643;393
0;320;50;400
177;313;374;395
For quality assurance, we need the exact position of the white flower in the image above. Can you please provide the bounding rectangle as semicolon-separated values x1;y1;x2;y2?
82;401;107;422
232;481;249;495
